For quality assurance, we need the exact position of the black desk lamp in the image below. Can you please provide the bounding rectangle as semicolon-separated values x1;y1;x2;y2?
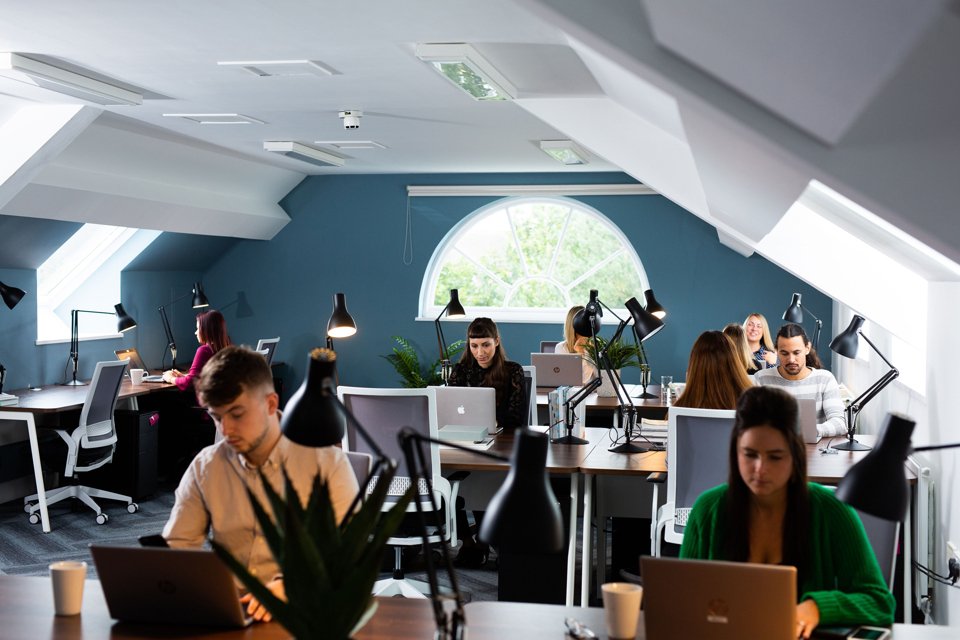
158;282;209;368
282;348;563;640
837;411;960;522
553;291;603;445
435;289;466;383
783;292;823;351
829;315;899;451
1;280;26;310
326;292;357;350
643;288;666;319
67;304;137;385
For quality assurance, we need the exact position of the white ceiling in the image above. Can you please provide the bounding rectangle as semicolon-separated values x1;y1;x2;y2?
2;0;959;303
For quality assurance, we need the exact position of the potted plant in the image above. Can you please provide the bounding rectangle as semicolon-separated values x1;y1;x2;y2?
582;336;643;397
211;470;413;639
382;336;464;388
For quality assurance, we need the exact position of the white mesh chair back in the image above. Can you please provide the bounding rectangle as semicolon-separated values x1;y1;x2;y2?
78;360;127;449
664;408;735;543
337;386;439;506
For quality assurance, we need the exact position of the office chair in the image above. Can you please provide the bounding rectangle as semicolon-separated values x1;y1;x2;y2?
255;337;280;366
650;407;734;555
521;365;538;426
24;360;139;525
337;386;460;598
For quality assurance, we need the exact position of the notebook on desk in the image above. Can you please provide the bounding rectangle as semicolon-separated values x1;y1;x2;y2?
90;544;252;628
114;347;164;382
530;352;583;387
641;556;797;640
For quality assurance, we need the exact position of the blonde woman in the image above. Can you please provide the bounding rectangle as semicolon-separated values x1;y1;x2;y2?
743;313;778;371
555;305;598;384
723;323;758;375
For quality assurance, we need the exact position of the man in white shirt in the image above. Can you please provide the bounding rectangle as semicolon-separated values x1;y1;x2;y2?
163;346;358;622
754;323;847;438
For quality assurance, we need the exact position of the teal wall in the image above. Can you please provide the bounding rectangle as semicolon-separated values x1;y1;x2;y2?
198;173;832;399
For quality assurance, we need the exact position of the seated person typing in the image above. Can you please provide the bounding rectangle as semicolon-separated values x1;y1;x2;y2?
162;346;359;622
680;386;895;638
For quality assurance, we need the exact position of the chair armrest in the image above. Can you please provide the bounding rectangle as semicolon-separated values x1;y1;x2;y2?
447;470;470;484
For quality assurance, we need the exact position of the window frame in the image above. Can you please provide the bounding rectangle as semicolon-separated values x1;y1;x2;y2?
418;195;650;323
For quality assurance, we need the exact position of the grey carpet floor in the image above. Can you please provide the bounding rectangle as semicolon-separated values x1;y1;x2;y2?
0;486;501;602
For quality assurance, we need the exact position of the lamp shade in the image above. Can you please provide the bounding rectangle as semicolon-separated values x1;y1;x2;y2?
479;429;564;553
835;412;915;521
572;289;602;336
281;348;345;447
643;288;666;319
1;281;26;310
783;293;803;323
830;314;866;359
327;293;357;338
625;296;664;342
192;282;210;308
114;304;137;333
445;289;466;318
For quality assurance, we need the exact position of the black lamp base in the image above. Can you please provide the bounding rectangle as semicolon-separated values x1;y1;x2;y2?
609;441;662;454
832;438;872;452
634;390;657;400
65;380;87;386
551;433;589;445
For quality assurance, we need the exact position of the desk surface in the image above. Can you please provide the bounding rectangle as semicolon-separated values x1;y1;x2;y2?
2;379;175;414
440;426;609;474
536;384;668;411
0;576;950;639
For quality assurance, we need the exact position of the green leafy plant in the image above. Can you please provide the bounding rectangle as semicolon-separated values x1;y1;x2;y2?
582;336;643;371
211;469;413;640
382;336;465;388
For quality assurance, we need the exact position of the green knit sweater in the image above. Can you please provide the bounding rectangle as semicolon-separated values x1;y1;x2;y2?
679;482;895;626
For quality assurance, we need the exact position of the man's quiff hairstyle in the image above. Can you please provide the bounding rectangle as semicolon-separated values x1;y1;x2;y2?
196;345;274;407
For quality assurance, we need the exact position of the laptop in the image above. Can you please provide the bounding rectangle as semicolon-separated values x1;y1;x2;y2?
434;386;496;441
641;556;797;640
797;398;820;443
90;544;251;628
114;347;164;382
531;352;583;387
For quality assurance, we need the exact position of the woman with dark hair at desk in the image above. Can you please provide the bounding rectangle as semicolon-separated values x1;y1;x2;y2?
673;331;754;410
680;386;895;638
447;317;525;568
162;310;232;390
447;317;525;430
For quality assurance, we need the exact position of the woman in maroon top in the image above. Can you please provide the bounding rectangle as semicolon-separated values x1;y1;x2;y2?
162;309;232;390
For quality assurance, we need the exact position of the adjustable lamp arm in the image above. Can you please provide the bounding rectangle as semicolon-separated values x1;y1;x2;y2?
434;301;451;366
69;309;117;385
0;362;5;394
848;331;899;415
806;308;823;352
158;305;177;367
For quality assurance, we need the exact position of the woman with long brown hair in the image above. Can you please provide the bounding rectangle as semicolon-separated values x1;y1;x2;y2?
680;386;894;637
448;317;525;429
673;330;754;410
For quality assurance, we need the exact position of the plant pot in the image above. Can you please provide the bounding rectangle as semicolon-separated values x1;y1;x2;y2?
596;370;621;397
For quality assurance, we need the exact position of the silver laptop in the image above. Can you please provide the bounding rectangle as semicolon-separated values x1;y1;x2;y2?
435;386;496;439
114;347;164;382
797;398;820;443
90;545;251;628
641;556;797;640
531;352;583;387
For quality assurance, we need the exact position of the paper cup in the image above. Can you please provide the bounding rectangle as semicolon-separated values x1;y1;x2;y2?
50;560;87;616
602;582;643;640
129;369;145;384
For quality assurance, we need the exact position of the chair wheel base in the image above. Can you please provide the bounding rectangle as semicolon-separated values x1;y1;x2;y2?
96;513;108;525
127;503;139;513
28;513;40;525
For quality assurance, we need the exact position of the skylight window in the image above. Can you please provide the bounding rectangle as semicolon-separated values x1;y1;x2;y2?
37;223;160;343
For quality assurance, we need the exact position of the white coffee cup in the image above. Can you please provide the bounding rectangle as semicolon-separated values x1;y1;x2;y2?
129;368;145;385
602;582;643;640
50;560;87;616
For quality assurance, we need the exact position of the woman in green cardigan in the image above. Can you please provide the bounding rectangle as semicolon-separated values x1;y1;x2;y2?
679;386;895;639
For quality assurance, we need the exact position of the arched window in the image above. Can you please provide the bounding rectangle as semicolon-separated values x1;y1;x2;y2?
420;196;649;322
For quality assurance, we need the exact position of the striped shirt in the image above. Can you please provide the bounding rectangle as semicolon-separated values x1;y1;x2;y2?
754;367;847;437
